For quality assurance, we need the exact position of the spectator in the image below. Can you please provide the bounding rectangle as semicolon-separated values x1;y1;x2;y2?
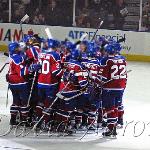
33;15;40;25
12;9;23;23
21;0;31;13
140;22;149;31
33;8;40;16
76;14;91;28
0;14;3;23
113;0;128;30
45;0;61;26
75;7;91;28
38;14;46;25
57;0;73;26
143;1;150;29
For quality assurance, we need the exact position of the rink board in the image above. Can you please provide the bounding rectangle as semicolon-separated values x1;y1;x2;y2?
0;23;150;62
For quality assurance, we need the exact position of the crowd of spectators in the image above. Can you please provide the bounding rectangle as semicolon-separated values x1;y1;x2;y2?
1;0;150;31
75;0;128;30
0;0;128;30
10;0;73;26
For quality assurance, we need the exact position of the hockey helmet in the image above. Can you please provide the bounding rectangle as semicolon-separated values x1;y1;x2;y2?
80;40;89;48
104;44;116;54
19;42;26;49
8;42;19;55
47;39;60;48
88;41;95;49
71;49;81;60
113;42;122;52
99;36;106;42
87;47;97;58
23;34;33;43
65;41;75;50
108;38;116;44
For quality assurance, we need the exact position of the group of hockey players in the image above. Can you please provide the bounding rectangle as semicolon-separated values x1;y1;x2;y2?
6;29;127;137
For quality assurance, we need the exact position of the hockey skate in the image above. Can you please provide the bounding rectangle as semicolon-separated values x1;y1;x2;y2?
117;118;124;129
102;127;117;137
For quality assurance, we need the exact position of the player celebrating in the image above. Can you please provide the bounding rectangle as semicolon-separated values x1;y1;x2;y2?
35;38;63;125
57;49;89;128
6;42;30;125
100;43;127;136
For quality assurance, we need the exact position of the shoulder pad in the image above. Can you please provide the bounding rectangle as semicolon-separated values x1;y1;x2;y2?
100;57;109;65
70;59;82;66
50;51;60;61
11;55;23;64
115;55;126;60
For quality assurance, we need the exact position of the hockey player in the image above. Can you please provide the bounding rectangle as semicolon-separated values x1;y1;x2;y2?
113;42;126;128
55;49;89;128
95;36;108;61
100;43;127;136
60;41;74;64
23;35;42;121
79;40;89;64
84;47;102;129
6;42;30;125
25;36;41;65
36;38;63;124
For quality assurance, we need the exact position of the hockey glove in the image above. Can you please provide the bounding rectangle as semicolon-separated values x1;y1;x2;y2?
29;64;41;72
6;73;9;82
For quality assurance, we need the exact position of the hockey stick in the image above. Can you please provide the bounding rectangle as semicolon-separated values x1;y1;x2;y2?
20;14;29;39
0;62;9;73
64;91;85;101
79;117;97;140
32;82;70;131
79;69;132;140
0;52;10;73
63;32;88;50
72;20;103;45
4;52;9;57
45;28;53;39
102;69;132;85
56;90;86;101
27;71;37;107
91;20;104;42
60;91;85;101
31;98;57;131
75;33;88;49
6;86;9;108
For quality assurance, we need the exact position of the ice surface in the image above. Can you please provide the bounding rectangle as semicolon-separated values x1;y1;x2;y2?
0;52;150;150
0;138;35;150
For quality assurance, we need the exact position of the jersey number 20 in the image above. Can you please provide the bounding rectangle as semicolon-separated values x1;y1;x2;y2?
40;60;50;74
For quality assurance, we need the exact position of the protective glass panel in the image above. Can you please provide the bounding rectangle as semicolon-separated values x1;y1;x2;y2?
11;0;73;26
75;0;141;31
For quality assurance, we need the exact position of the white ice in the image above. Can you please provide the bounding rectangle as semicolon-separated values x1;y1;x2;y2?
0;52;150;150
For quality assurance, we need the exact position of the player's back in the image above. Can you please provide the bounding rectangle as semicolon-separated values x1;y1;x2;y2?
8;54;27;85
86;58;100;81
100;55;127;90
38;52;60;88
25;46;41;64
65;59;88;89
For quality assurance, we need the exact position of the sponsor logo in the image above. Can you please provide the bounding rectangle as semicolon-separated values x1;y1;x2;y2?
68;30;132;52
68;30;126;42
